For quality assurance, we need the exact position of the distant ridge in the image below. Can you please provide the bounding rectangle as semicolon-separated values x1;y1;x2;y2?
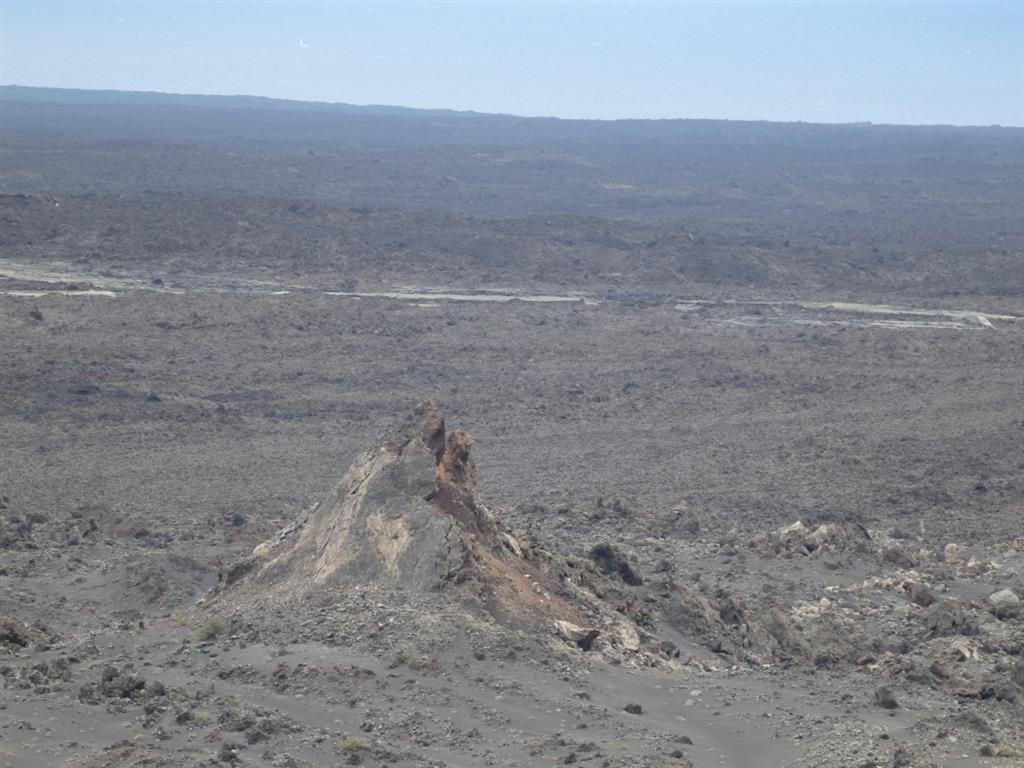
2;83;1021;228
3;84;1018;131
0;83;479;119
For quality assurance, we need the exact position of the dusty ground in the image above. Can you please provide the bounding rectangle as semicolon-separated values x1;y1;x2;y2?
1;87;1023;768
2;281;1022;768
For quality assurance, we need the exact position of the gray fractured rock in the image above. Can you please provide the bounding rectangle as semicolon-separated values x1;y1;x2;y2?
224;401;474;593
988;588;1020;608
759;519;873;560
554;620;600;651
873;686;899;709
215;401;621;639
902;581;936;608
78;665;152;705
0;617;55;651
925;601;979;637
588;543;643;586
987;588;1021;619
661;584;810;665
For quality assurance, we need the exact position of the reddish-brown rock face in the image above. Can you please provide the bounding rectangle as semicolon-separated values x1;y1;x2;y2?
219;401;582;629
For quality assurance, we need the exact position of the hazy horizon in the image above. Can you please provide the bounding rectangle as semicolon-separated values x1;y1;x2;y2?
2;1;1022;128
5;81;1024;130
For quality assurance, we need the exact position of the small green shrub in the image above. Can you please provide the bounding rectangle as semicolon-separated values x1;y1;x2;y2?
628;608;654;628
196;618;225;641
339;735;369;752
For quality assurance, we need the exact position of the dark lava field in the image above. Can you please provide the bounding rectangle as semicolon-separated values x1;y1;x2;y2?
1;86;1022;768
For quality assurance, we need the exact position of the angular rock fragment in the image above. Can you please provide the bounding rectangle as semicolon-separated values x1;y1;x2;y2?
987;588;1021;619
554;620;600;651
873;686;899;709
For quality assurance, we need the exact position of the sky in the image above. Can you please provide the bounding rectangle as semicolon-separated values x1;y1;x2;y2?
2;1;1022;126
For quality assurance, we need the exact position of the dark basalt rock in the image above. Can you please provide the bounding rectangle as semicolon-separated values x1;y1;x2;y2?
588;543;643;586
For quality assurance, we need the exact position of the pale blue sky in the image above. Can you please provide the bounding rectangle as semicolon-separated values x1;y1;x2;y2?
2;1;1022;125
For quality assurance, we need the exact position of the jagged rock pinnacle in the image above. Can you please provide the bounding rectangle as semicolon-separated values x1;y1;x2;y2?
409;399;446;462
220;402;564;624
215;401;766;665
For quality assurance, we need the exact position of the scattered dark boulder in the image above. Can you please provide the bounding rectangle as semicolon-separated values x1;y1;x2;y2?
0;618;54;650
0;618;32;649
902;581;936;608
658;639;681;659
662;585;810;665
79;665;151;704
987;588;1021;620
874;686;899;709
980;677;1020;704
554;620;600;651
925;602;979;637
623;703;643;715
764;520;872;557
882;546;916;569
217;742;243;764
588;543;643;586
28;656;71;685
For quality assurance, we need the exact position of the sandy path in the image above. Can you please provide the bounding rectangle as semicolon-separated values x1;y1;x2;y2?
1;258;1019;331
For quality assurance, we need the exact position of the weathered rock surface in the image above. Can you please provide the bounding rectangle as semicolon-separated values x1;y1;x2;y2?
588;543;644;586
760;519;873;558
554;620;600;651
987;588;1021;619
224;401;482;593
662;584;811;665
218;402;615;635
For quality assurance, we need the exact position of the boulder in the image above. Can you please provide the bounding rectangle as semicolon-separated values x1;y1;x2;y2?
554;620;600;651
610;622;641;652
988;588;1021;620
588;543;643;586
662;585;809;665
873;686;899;709
988;588;1020;609
902;580;936;608
769;519;870;557
943;543;962;564
925;602;979;637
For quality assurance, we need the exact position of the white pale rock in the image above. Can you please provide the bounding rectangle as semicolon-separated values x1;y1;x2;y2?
554;620;599;648
612;622;641;652
988;588;1021;609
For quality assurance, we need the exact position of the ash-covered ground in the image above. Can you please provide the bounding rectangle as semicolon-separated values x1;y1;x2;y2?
1;87;1022;768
